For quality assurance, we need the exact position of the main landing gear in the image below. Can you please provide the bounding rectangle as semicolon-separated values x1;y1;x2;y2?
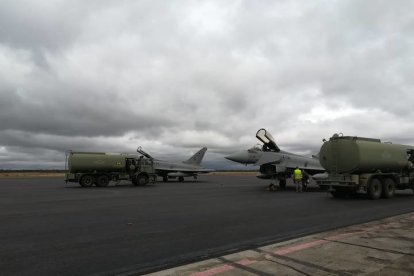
267;177;286;191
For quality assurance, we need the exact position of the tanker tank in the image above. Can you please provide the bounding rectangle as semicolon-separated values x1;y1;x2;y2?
319;135;413;174
68;152;137;173
317;133;414;199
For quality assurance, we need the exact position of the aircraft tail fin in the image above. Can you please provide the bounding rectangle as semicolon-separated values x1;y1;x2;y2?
183;147;207;165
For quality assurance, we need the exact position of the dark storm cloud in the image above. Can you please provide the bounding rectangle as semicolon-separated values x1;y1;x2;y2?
0;86;173;137
0;1;116;50
0;0;413;169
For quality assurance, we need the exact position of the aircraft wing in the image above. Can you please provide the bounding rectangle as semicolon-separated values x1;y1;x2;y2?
155;168;214;178
154;165;214;173
254;151;283;166
255;151;324;172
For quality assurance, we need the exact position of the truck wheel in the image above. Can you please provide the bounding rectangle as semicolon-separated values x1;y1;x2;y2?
382;178;395;199
96;175;110;187
368;178;382;200
136;174;149;186
80;175;94;187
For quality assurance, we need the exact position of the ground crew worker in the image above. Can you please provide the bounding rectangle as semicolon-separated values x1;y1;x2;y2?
293;167;303;192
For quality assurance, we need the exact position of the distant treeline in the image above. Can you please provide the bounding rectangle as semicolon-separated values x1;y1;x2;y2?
0;169;255;173
0;170;66;173
215;170;257;172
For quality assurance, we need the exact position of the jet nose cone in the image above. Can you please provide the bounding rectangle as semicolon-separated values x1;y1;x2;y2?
225;151;256;164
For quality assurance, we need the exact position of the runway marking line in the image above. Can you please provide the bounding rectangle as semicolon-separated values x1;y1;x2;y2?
188;215;414;276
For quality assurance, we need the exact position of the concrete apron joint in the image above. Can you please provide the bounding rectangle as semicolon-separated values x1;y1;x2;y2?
149;212;414;276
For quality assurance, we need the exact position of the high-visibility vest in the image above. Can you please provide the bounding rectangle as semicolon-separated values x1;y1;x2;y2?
294;169;303;181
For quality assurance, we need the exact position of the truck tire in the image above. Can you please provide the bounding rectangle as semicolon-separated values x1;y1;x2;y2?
368;178;382;200
136;174;149;186
382;178;395;199
96;175;110;187
80;175;94;187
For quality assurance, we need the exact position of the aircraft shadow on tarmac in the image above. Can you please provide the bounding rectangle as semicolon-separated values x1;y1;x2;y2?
264;186;322;193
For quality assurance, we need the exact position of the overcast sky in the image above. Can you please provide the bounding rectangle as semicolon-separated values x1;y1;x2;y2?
1;0;413;169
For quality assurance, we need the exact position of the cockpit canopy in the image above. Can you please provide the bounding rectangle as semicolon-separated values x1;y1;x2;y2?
137;147;153;159
248;144;263;152
256;128;280;152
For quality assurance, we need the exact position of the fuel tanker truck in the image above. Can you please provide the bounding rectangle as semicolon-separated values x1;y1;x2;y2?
317;133;414;199
65;151;156;187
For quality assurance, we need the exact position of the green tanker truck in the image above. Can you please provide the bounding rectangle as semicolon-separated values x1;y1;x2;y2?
317;133;414;199
65;151;156;187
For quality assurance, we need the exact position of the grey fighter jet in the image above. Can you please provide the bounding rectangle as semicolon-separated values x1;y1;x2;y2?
137;147;213;182
225;128;325;189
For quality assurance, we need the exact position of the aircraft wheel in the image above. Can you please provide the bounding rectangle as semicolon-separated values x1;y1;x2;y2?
163;176;168;182
79;175;94;187
382;178;395;199
268;183;276;191
178;176;184;182
368;178;382;200
136;174;149;186
95;175;109;187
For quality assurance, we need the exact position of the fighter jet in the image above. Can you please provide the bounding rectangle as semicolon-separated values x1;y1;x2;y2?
137;147;213;182
225;128;325;189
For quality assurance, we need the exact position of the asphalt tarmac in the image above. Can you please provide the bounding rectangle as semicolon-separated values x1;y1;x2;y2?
0;175;413;276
